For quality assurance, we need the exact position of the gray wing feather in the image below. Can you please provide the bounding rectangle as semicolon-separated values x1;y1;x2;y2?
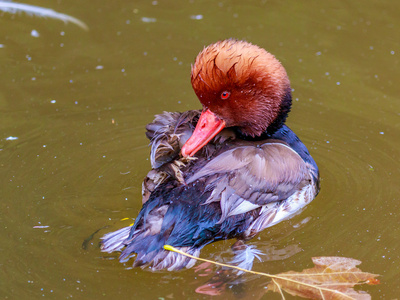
187;142;312;222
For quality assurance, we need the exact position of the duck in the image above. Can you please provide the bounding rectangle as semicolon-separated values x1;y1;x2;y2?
101;39;320;271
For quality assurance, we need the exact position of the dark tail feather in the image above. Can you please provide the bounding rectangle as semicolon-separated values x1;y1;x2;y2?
101;226;201;270
100;202;206;270
100;181;228;271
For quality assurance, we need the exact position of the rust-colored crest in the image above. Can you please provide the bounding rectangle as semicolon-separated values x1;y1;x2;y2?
190;39;291;136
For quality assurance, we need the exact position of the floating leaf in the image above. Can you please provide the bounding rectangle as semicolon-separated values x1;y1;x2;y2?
163;245;380;300
267;256;380;299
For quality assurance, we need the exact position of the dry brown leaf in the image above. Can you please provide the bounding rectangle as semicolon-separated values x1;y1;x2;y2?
267;256;380;300
163;246;380;300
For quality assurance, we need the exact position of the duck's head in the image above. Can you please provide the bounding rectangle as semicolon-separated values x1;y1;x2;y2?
181;39;292;157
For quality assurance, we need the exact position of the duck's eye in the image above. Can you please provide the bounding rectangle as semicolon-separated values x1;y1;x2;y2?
220;91;231;100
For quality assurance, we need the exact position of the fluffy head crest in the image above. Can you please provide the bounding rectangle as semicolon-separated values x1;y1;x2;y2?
191;39;292;136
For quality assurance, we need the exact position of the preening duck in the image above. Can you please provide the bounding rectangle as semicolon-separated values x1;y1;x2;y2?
101;39;320;271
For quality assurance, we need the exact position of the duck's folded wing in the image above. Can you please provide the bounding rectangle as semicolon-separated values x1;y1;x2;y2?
145;110;200;169
186;141;313;222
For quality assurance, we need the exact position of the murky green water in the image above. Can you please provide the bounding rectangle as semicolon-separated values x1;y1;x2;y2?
1;0;399;298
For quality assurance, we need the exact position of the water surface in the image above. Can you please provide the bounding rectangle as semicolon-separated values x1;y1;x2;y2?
1;0;399;298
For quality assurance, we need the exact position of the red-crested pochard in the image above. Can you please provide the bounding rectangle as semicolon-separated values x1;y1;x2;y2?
101;39;320;271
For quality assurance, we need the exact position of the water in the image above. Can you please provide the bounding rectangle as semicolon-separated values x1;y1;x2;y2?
1;0;399;298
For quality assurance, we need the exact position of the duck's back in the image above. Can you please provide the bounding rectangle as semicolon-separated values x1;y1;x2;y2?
101;111;319;271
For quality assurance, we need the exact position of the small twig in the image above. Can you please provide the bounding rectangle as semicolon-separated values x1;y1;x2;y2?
272;278;286;300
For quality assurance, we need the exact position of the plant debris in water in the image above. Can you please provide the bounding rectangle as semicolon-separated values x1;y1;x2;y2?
267;256;380;300
0;1;88;30
164;245;380;300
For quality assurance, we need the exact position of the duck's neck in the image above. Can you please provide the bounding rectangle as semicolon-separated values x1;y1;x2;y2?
236;87;292;141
